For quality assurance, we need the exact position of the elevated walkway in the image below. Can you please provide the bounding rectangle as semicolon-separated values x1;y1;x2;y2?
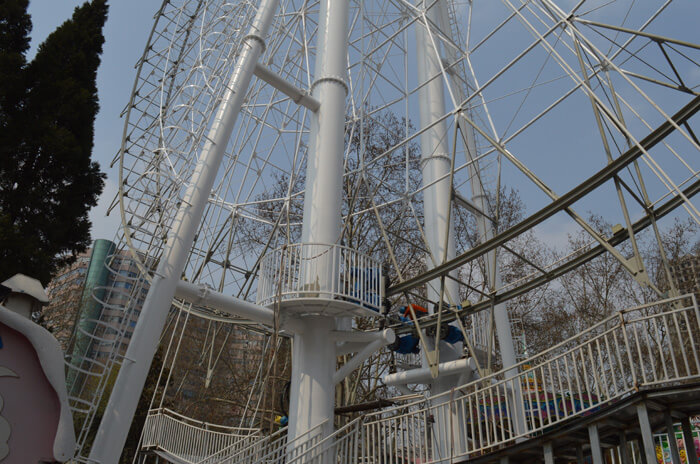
140;408;262;463
464;383;700;463
138;295;700;463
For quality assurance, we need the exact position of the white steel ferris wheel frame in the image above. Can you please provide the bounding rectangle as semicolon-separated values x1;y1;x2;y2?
90;1;282;461
86;0;700;462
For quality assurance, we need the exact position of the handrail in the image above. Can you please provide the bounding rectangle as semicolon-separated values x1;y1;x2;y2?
141;409;262;463
361;295;700;462
286;416;365;464
197;420;327;464
138;295;700;464
150;408;260;434
257;242;383;312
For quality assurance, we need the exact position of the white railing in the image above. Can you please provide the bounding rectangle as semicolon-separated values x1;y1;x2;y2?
197;421;325;464
257;243;383;312
360;295;700;462
143;296;699;464
141;408;261;463
285;417;365;464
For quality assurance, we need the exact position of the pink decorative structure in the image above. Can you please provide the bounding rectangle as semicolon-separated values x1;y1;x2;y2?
0;275;75;463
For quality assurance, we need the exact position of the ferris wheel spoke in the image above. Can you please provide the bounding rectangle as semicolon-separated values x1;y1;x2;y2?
75;2;699;458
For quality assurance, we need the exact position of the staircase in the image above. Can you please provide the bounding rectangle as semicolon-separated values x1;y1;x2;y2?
285;295;700;463
140;295;700;463
140;409;262;463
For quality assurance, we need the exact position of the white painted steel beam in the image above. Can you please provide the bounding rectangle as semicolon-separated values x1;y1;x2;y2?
330;329;394;343
254;63;320;112
438;0;525;436
288;0;350;449
415;0;459;306
382;357;477;386
543;442;555;464
333;339;385;384
336;341;367;356
87;2;281;462
173;280;302;332
335;329;395;355
619;431;632;464
636;403;658;464
588;424;604;464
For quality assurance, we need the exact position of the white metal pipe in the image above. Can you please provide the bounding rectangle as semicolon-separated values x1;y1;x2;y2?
636;403;658;464
588;424;604;464
254;63;320;112
288;317;337;445
333;339;385;384
335;329;394;356
415;0;459;306
288;0;350;451
336;341;367;356
300;3;348;248
415;4;467;458
383;357;477;386
330;329;394;343
443;0;524;434
87;2;280;462
173;280;302;333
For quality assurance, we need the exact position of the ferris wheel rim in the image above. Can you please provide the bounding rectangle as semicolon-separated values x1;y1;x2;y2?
117;0;700;313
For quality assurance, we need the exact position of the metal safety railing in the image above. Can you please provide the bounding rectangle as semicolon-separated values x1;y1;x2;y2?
284;417;365;464
197;421;325;464
359;295;700;462
141;408;262;463
257;243;383;312
140;296;700;464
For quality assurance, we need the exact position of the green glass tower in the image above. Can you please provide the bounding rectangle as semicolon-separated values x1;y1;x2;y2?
67;239;117;393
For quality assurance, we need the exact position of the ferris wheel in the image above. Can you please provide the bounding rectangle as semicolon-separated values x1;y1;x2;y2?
75;0;699;462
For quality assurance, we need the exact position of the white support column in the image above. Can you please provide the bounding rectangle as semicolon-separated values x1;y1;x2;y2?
414;1;465;458
288;0;350;448
449;5;525;437
435;0;520;385
588;423;604;464
288;317;337;442
543;441;555;464
415;0;459;307
664;411;682;464
333;339;385;384
87;2;280;462
636;403;658;464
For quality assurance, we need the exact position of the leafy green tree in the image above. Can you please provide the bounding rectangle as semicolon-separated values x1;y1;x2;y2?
0;0;107;285
0;0;30;124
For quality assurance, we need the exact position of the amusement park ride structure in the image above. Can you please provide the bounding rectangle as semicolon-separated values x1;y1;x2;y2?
58;0;700;463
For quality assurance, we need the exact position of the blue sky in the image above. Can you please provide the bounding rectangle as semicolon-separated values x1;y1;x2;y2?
28;0;162;240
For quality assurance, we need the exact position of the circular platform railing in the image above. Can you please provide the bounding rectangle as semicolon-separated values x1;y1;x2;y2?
256;243;383;313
